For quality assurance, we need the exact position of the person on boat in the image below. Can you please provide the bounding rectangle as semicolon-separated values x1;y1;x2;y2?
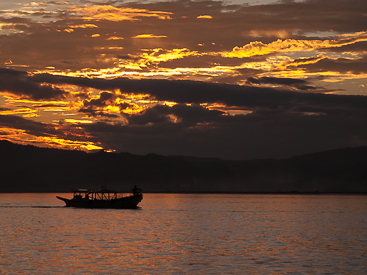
132;185;141;196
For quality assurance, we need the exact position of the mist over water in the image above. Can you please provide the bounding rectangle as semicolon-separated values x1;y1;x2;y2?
1;193;366;274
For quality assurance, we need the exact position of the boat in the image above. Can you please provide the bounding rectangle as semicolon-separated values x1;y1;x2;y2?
56;185;143;209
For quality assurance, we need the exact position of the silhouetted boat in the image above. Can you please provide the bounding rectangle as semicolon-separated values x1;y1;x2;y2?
56;186;143;209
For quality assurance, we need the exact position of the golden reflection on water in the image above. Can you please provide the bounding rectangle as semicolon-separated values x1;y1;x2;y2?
0;193;366;274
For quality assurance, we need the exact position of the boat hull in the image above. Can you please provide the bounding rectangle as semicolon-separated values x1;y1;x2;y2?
56;194;143;209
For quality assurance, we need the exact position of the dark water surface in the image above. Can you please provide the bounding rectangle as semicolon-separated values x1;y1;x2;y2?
0;193;366;274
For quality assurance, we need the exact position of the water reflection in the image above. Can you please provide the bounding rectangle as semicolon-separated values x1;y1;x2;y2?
0;193;366;274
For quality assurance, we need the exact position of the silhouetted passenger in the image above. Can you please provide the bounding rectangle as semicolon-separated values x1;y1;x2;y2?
132;185;141;196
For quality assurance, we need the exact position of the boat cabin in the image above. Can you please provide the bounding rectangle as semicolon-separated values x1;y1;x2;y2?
72;189;126;201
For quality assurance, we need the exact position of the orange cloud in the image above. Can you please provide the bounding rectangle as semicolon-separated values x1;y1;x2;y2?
107;36;124;40
0;127;102;151
132;34;167;39
65;119;93;124
68;24;98;28
223;32;367;58
197;15;212;19
24;1;69;6
0;108;37;116
70;5;173;22
139;48;200;63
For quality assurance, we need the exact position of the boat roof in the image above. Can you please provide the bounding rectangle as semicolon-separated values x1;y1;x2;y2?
74;189;89;192
72;189;121;193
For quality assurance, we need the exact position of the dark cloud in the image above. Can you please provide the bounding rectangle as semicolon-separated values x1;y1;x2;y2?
127;104;225;126
244;0;367;34
83;91;114;107
2;70;367;159
0;68;68;100
79;91;134;117
0;68;27;76
323;41;367;53
247;76;307;86
78;107;119;118
118;102;135;110
297;56;367;74
30;73;367;112
51;74;365;159
127;105;171;125
249;76;319;91
169;104;225;124
246;76;317;91
117;55;137;60
81;104;367;159
78;91;118;117
0;114;58;137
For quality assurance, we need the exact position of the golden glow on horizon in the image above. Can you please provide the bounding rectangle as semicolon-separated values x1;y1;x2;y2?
0;127;103;151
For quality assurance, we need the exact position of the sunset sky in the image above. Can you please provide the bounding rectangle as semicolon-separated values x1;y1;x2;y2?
1;0;367;160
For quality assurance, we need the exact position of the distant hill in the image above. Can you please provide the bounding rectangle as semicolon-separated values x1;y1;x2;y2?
0;140;366;193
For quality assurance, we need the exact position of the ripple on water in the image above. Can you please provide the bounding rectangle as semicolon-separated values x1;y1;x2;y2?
0;193;366;274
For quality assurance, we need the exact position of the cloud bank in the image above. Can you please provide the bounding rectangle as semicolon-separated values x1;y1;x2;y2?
1;0;367;159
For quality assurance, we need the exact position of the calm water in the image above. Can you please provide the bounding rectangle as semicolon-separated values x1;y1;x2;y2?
0;194;366;274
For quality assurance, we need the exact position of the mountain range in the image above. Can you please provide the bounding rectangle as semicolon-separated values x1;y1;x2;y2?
0;140;366;193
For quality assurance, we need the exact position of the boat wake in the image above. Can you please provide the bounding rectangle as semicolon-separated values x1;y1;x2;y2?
0;205;64;208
